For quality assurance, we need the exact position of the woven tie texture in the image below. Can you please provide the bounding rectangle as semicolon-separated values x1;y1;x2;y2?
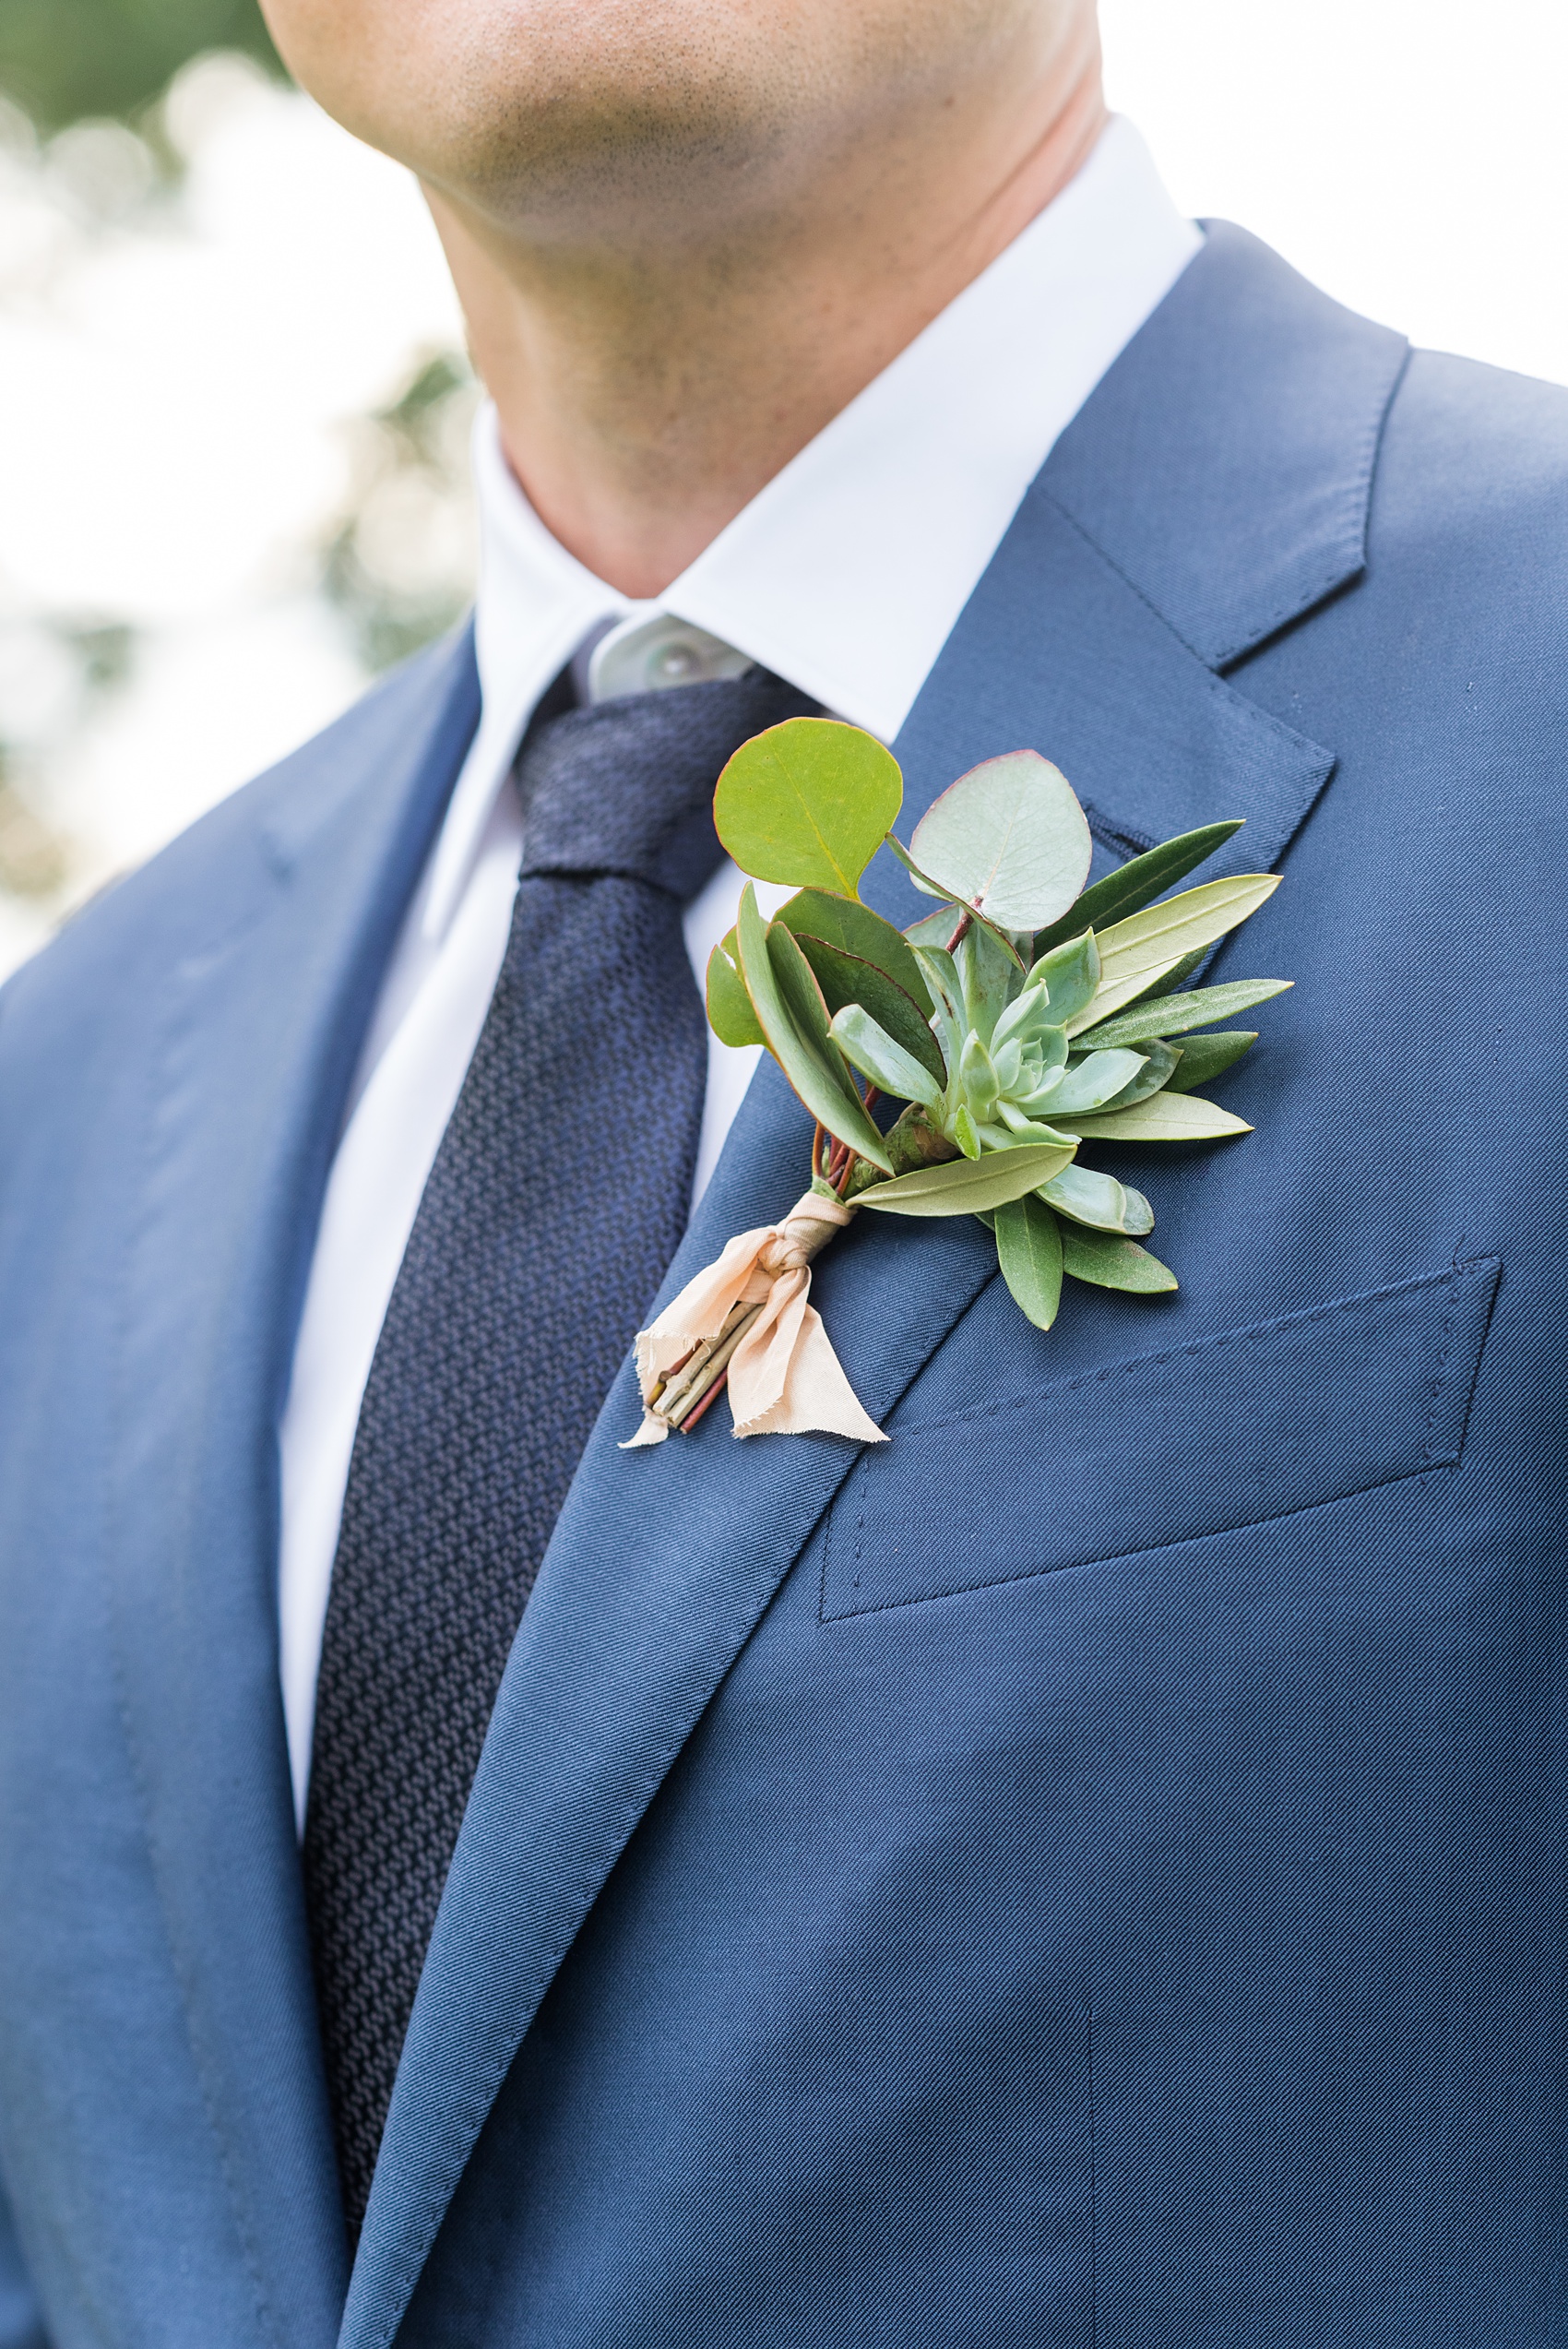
303;667;818;2233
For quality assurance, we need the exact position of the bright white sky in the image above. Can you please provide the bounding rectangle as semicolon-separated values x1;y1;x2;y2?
1102;0;1568;385
0;1;1564;977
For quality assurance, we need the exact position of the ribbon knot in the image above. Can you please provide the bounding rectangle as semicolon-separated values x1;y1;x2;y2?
622;1191;886;1447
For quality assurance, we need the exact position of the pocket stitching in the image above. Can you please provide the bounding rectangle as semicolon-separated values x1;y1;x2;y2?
824;1449;1471;1622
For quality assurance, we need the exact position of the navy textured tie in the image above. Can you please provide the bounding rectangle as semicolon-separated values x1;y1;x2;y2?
303;668;817;2230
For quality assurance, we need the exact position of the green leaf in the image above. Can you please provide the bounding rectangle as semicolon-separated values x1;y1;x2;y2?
1074;978;1292;1049
1036;1047;1147;1115
828;1005;944;1109
715;719;903;897
1090;1036;1181;1112
886;835;1028;966
1039;1164;1155;1235
1031;819;1244;958
1164;1031;1257;1091
1027;929;1100;1027
1051;1091;1252;1142
953;1103;981;1160
1063;876;1278;1039
908;751;1093;929
904;905;963;949
1092;875;1279;994
994;1195;1064;1330
857;1137;1077;1217
1138;947;1210;1001
958;917;1027;1043
790;936;946;1084
705;933;764;1048
734;884;892;1170
1060;1223;1179;1294
776;888;933;1009
1063;954;1187;1036
884;830;959;905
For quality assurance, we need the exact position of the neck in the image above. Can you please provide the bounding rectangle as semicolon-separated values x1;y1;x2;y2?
426;20;1106;598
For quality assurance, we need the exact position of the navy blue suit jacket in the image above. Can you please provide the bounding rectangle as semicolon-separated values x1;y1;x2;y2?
2;225;1565;2346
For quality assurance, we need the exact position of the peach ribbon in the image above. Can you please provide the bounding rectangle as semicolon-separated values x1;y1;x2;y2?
622;1191;887;1447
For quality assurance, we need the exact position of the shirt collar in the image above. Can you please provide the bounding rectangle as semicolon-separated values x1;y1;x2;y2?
424;115;1200;942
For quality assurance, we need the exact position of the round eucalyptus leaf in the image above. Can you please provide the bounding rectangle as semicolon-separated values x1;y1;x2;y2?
715;719;903;897
909;751;1092;930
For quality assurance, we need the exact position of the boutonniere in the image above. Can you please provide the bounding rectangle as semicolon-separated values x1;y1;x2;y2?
626;721;1289;1447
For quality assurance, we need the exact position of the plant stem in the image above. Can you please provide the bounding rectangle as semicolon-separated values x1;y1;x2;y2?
678;1366;731;1432
664;1300;766;1429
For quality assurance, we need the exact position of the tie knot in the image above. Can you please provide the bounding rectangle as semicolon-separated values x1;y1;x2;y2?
517;669;821;898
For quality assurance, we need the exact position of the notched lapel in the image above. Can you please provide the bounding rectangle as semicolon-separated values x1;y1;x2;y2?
865;483;1336;922
110;635;478;2349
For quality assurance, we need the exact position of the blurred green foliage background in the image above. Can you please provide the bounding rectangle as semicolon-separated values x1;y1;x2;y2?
0;0;282;131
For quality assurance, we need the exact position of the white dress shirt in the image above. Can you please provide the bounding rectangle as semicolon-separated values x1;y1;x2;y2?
277;117;1202;1822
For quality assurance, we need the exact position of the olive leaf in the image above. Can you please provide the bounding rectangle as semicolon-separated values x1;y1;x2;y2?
1087;874;1279;999
695;722;1291;1374
705;932;765;1049
1030;819;1243;958
735;883;892;1169
1063;954;1186;1036
1164;1031;1257;1091
857;1139;1077;1217
1051;1091;1252;1142
1060;1223;1179;1294
715;718;903;897
994;1194;1064;1330
1075;977;1291;1050
907;751;1093;930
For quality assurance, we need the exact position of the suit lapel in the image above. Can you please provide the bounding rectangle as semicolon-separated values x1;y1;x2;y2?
109;633;479;2349
342;232;1408;2349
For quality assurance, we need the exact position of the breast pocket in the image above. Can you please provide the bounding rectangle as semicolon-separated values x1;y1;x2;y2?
820;1256;1501;1620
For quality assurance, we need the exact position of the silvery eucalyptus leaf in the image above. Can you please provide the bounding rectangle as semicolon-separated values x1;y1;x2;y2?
908;751;1093;929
